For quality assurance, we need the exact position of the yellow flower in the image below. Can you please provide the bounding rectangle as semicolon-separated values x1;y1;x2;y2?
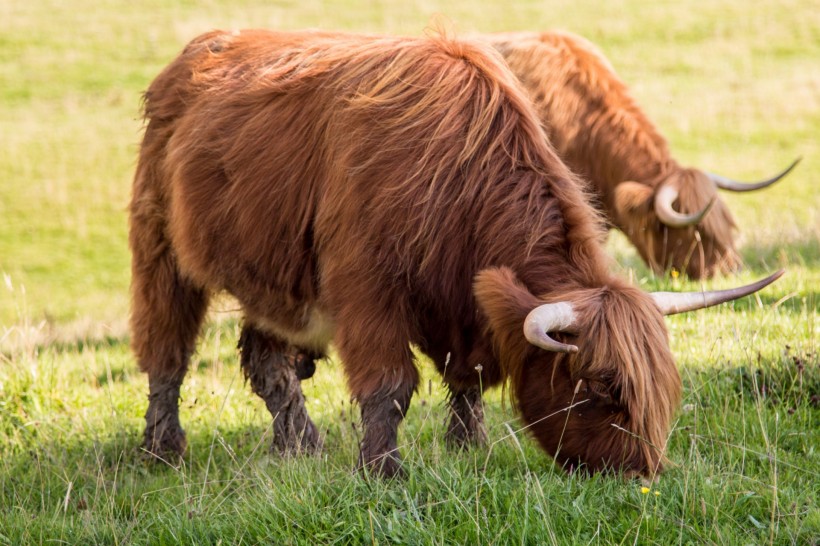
641;486;651;494
654;491;660;496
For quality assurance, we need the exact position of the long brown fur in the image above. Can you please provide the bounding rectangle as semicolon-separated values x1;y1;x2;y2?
130;29;681;476
488;31;740;279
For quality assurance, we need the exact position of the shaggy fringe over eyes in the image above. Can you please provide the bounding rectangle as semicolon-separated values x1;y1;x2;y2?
474;268;681;455
489;282;681;468
616;169;740;277
134;27;685;476
475;267;681;470
673;169;741;273
560;284;680;466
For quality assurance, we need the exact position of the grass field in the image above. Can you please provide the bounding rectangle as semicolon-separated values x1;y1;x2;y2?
1;0;818;543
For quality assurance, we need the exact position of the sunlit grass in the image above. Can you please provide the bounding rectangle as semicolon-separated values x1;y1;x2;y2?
1;319;817;543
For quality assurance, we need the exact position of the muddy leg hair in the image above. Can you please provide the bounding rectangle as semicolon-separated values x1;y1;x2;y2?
238;325;320;453
357;383;415;478
446;385;487;448
322;264;420;476
144;372;188;458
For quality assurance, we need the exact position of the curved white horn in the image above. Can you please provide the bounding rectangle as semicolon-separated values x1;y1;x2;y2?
654;183;715;228
709;157;801;192
523;302;579;353
651;269;785;315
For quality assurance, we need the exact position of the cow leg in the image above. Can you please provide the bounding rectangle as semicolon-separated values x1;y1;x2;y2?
144;370;191;460
445;385;487;448
130;215;209;460
356;382;415;478
238;325;320;453
333;321;418;478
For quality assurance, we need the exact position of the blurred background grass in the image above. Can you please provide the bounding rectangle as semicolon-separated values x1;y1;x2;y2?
1;0;817;331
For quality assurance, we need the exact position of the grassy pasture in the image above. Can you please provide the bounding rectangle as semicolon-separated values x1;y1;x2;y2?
1;0;818;543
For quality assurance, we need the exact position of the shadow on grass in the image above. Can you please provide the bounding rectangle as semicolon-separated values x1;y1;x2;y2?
683;346;819;410
0;421;342;541
0;421;311;485
0;407;517;508
0;408;560;545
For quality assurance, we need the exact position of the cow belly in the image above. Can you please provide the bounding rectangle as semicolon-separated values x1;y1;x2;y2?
253;308;335;353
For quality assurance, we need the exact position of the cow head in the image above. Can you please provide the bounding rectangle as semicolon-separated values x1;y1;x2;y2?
613;160;799;279
475;267;783;477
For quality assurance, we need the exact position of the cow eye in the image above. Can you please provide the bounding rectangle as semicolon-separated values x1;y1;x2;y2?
585;379;614;401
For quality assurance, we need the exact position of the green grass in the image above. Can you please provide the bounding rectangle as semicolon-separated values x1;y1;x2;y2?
1;0;818;543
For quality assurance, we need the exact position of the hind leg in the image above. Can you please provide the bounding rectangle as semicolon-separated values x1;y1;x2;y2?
131;254;208;460
238;326;320;453
130;191;209;459
445;385;487;448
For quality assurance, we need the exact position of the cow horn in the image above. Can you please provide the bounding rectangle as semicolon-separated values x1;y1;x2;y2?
651;269;784;316
523;302;579;353
654;183;715;228
708;157;801;192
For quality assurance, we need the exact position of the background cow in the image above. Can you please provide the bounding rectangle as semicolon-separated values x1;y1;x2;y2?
489;31;798;279
130;29;781;478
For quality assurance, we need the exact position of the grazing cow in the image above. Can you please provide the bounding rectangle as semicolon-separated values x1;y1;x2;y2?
130;29;782;477
488;31;798;279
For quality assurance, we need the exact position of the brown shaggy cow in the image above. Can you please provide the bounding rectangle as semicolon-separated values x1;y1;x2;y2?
130;29;782;478
488;31;798;279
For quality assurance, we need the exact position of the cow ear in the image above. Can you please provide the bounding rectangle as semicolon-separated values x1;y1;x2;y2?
614;181;654;219
474;267;540;340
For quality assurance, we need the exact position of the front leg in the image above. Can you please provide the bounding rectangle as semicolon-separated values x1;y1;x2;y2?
332;312;418;478
357;384;415;478
238;326;320;453
446;385;487;448
322;257;421;478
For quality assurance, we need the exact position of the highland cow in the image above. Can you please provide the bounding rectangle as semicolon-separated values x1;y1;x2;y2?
130;29;782;478
489;31;799;279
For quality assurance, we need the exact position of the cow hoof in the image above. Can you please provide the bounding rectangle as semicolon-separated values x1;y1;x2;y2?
272;419;322;455
142;425;187;462
445;430;486;450
445;420;488;450
445;387;487;449
357;451;405;479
